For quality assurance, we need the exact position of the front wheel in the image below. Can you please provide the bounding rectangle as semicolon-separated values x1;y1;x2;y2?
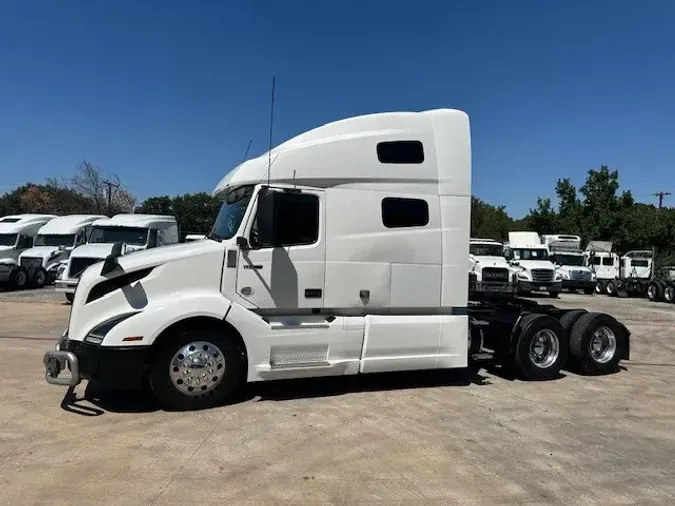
149;328;245;410
65;293;74;304
9;266;28;290
30;267;48;289
548;290;560;299
583;285;595;295
605;280;617;296
513;314;568;380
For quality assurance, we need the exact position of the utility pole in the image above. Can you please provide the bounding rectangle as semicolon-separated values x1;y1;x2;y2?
652;191;671;209
103;179;120;217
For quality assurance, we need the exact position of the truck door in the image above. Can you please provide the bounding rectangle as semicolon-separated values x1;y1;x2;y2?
236;187;325;310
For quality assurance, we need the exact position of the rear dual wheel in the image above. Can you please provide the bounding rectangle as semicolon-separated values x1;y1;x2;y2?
28;267;48;289
513;314;568;380
569;312;626;374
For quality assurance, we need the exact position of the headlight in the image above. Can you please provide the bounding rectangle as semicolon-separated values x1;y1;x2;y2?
555;273;563;281
84;312;137;344
558;272;568;280
517;271;529;280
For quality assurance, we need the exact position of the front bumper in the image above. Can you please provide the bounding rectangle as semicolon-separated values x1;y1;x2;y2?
44;336;151;390
470;281;518;295
54;279;77;294
562;279;596;290
517;280;563;292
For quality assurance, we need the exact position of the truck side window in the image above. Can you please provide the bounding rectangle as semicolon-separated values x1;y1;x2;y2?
17;235;33;249
381;197;429;228
602;257;613;266
591;257;601;265
377;141;424;164
252;192;319;248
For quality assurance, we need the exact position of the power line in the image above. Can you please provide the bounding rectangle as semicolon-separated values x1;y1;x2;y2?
652;191;671;209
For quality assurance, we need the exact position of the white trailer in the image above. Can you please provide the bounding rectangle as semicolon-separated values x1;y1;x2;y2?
541;234;596;294
54;214;178;302
43;109;631;410
17;214;105;288
0;214;57;290
468;238;518;298
504;231;562;297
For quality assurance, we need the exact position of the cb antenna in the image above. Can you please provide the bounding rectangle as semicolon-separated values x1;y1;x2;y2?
267;76;276;187
242;139;252;163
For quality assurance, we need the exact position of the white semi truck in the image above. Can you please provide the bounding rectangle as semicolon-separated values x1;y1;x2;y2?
504;231;562;297
0;214;57;290
17;214;105;288
55;214;178;303
584;241;653;297
541;235;596;295
43;109;631;410
468;238;518;298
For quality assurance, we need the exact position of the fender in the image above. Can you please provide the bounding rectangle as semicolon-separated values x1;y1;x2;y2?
101;292;233;347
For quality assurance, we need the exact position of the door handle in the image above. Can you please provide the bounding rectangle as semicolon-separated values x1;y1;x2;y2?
244;264;263;270
305;288;322;299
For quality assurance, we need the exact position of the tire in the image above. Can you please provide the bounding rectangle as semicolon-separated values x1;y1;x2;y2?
569;312;626;374
9;266;28;290
65;293;74;304
513;314;568;380
583;285;595;295
595;280;606;294
605;280;616;296
29;267;48;289
559;310;587;336
647;281;664;301
665;284;675;304
149;327;245;410
548;290;560;299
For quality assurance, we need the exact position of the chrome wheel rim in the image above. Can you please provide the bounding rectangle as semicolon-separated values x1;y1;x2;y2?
595;283;601;293
589;326;617;364
169;341;226;396
606;282;614;294
648;284;656;299
666;287;674;302
529;329;560;369
35;271;45;285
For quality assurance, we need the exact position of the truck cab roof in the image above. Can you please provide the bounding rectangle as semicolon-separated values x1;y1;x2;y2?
91;214;177;228
212;109;471;198
37;214;106;235
0;214;57;234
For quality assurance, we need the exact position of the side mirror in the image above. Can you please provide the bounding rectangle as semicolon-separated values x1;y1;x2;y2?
511;260;520;266
236;236;250;250
101;241;124;275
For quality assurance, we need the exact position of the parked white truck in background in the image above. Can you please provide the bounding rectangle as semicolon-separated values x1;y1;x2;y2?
541;235;596;295
504;231;562;297
468;238;517;298
0;214;56;290
584;241;653;297
17;214;105;288
55;214;178;302
43;109;631;410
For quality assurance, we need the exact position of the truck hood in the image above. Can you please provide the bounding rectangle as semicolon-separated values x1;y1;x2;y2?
70;243;143;260
115;240;224;272
514;260;555;271
556;265;592;274
473;255;510;268
20;246;67;260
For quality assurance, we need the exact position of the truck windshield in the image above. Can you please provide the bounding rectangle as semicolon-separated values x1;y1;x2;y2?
513;248;549;261
470;244;503;256
0;234;17;247
210;185;254;241
34;234;76;247
89;226;149;246
550;254;584;266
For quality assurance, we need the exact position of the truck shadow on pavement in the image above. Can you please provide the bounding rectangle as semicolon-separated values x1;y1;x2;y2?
60;367;495;416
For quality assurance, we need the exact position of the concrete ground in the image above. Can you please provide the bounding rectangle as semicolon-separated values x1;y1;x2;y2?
0;292;673;505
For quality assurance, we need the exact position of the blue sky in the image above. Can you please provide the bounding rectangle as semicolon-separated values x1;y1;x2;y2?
1;0;674;217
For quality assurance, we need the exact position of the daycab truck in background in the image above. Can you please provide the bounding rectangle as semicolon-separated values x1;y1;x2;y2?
43;109;631;411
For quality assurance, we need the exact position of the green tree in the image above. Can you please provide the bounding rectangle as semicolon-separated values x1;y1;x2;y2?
470;197;515;242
